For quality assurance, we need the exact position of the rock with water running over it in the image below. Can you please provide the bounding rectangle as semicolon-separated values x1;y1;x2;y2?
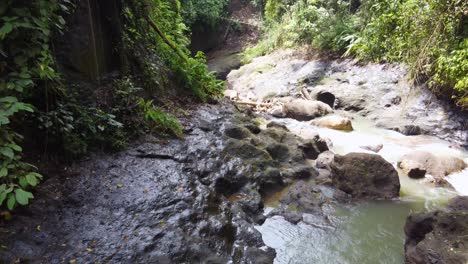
311;115;353;131
398;151;466;181
330;152;400;199
405;196;468;264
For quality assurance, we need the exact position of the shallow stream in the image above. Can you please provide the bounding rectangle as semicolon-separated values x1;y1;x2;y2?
256;115;467;264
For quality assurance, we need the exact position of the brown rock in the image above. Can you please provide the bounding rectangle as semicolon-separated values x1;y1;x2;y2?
331;152;400;199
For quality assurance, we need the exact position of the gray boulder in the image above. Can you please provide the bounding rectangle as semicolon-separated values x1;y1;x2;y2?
331;152;400;199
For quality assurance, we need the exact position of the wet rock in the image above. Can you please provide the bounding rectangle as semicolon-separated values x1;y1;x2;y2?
398;151;466;180
223;139;271;160
257;167;284;191
398;159;427;179
288;165;319;180
311;115;353;131
274;181;341;220
266;143;290;161
316;91;336;108
228;50;467;147
393;125;422;136
299;135;329;160
224;125;252;139
244;124;261;134
283;99;333;121
405;196;468;264
331;153;400;199
360;144;383;153
266;121;289;131
315;151;335;170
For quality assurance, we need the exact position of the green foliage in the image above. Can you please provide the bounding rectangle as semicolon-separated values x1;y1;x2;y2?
123;0;224;101
36;102;125;157
346;0;468;106
0;0;70;210
432;39;468;107
138;99;183;137
0;0;224;211
180;0;229;29
181;52;224;101
245;0;359;62
250;0;468;107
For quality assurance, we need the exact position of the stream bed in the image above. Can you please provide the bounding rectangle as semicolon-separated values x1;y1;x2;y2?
256;115;466;264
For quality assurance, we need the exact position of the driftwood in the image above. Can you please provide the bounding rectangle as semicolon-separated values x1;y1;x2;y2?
232;100;273;107
301;87;312;100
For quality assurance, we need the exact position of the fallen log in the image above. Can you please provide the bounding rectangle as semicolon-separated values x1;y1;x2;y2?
232;100;273;107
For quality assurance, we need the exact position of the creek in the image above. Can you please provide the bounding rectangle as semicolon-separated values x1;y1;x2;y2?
256;115;467;264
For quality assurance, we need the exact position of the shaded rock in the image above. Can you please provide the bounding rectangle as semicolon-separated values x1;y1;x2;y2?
223;139;271;160
398;151;466;180
266;121;289;131
315;151;335;170
398;159;427;179
393;125;422;136
299;135;329;159
244;124;261;134
316;91;336;108
331;153;400;199
279;181;327;214
257;167;284;192
311;115;353;131
405;196;468;264
283;99;333;121
224;125;252;140
266;143;290;161
283;165;319;180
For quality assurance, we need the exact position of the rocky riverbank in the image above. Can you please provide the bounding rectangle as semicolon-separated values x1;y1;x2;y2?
1;49;467;263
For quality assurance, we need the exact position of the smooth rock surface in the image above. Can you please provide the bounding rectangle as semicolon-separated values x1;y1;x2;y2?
398;151;466;179
311;115;353;131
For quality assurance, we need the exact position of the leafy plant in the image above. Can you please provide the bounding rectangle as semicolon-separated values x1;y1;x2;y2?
250;0;468;107
138;99;183;137
0;0;70;210
179;0;229;29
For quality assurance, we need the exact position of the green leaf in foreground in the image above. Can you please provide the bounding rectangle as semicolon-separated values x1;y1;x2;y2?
14;188;33;205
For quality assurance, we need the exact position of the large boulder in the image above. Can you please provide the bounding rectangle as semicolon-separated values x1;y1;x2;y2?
283;99;333;121
405;196;468;264
330;152;400;199
398;151;466;180
311;115;353;131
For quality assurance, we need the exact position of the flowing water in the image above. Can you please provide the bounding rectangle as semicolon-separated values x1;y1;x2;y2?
256;115;467;264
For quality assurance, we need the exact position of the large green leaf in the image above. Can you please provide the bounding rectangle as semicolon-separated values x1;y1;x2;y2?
0;147;14;159
0;167;7;177
0;96;18;103
14;188;33;205
26;173;38;186
0;22;13;39
0;184;6;205
7;193;15;210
